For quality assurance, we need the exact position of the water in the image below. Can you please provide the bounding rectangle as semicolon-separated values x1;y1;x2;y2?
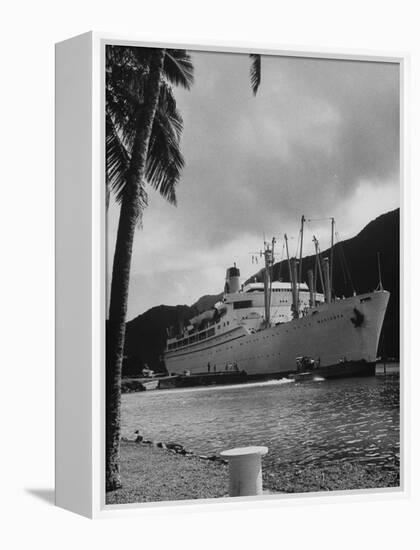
121;375;400;470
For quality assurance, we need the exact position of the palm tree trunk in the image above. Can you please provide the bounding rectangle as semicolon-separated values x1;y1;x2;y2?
106;49;166;492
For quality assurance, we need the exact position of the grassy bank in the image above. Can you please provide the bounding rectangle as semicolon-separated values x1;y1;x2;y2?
106;440;400;505
106;441;229;504
265;461;399;493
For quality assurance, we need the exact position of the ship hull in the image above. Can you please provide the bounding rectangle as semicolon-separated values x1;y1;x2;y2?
164;290;389;378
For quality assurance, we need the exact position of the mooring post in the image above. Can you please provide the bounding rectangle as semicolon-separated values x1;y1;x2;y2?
220;446;268;497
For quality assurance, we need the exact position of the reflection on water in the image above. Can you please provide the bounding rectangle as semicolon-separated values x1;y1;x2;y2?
122;375;400;470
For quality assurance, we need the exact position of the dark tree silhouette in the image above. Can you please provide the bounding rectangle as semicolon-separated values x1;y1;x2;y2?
106;46;193;491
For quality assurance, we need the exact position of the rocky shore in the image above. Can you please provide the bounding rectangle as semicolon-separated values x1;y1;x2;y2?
105;434;400;505
106;439;229;504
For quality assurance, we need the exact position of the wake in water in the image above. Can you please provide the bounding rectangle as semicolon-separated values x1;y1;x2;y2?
150;377;295;397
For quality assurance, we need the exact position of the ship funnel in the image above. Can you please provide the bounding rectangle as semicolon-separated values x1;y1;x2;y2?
225;263;241;294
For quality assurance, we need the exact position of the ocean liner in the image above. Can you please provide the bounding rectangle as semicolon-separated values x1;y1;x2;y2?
164;220;389;379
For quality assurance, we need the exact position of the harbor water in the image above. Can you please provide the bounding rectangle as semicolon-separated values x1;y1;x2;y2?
121;373;400;471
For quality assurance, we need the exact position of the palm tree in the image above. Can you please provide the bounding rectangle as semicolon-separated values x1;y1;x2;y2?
249;53;261;95
106;46;193;491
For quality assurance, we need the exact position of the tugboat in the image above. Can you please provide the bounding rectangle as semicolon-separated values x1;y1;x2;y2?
288;356;320;382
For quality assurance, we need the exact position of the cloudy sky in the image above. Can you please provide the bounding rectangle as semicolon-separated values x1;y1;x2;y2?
107;50;400;320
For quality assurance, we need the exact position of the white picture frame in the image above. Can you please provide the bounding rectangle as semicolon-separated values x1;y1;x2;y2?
55;31;409;519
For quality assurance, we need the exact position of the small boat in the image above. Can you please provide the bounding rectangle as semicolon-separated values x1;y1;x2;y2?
291;371;316;382
139;379;159;391
137;364;160;390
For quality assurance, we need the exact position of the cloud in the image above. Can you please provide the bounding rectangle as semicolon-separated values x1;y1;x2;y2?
171;53;399;247
107;50;400;318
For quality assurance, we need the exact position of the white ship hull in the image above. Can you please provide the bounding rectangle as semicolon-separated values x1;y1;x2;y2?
164;290;389;378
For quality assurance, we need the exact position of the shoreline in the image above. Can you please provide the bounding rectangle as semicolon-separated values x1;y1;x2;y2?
106;439;400;505
121;364;400;394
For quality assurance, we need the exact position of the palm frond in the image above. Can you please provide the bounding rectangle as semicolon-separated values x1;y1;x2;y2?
164;49;194;90
106;114;148;209
106;49;146;113
106;114;129;203
250;53;261;95
106;83;184;207
106;44;191;209
107;95;137;150
145;83;185;205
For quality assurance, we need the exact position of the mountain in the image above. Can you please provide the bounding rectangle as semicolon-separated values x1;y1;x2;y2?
123;209;399;375
193;293;224;314
123;294;222;375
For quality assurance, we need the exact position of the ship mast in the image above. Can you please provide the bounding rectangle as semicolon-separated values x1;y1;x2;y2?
271;237;276;285
323;257;332;303
298;215;305;286
283;233;299;319
262;240;275;326
313;236;325;296
291;258;299;318
308;269;315;307
330;217;335;299
284;233;292;289
298;215;305;308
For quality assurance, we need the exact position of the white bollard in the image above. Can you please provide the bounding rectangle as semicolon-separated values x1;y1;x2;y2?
220;446;268;497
